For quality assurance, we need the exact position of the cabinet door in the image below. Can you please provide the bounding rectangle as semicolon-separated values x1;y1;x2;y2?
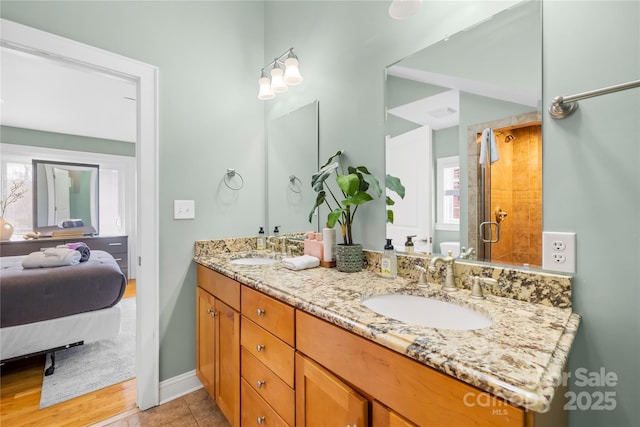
372;401;418;427
216;298;240;427
196;287;216;397
295;353;368;427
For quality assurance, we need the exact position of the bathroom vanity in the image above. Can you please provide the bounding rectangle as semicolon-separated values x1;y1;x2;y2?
194;238;579;426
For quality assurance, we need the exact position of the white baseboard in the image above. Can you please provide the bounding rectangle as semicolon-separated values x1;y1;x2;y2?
159;369;203;405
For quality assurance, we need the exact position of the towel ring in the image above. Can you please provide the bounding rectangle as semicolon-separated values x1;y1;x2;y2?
224;169;244;190
288;175;302;193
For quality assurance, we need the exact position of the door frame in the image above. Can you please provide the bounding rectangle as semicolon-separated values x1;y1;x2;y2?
1;18;160;409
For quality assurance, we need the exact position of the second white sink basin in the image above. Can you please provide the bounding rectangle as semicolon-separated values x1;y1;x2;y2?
230;257;278;266
363;294;492;330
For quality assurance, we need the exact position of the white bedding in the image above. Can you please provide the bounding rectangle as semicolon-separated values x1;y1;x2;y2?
0;302;122;361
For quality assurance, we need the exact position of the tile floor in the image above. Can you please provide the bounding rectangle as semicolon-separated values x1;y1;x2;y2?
101;388;230;427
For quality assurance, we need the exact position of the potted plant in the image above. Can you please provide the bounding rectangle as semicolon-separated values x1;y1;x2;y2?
309;150;405;272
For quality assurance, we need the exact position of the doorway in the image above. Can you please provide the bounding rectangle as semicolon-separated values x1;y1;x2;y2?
1;19;160;410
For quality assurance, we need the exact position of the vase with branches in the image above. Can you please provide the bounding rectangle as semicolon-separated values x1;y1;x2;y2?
0;179;26;240
0;180;26;218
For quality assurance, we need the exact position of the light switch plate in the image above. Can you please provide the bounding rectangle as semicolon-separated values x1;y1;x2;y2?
174;200;195;220
542;231;576;273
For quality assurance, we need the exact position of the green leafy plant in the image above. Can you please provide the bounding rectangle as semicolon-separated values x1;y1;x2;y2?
309;150;405;245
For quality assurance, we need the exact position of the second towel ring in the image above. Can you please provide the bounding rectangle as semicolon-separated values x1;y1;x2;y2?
224;169;244;190
288;175;302;193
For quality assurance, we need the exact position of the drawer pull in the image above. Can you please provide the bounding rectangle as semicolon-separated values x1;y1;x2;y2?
108;242;123;246
256;344;265;352
256;308;266;316
257;416;266;425
256;380;265;389
207;308;218;318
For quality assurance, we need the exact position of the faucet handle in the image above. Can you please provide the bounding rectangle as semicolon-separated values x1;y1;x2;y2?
415;265;428;287
470;276;498;299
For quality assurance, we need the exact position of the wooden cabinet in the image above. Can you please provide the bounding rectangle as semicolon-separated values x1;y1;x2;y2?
296;310;526;427
372;401;418;427
240;286;295;426
0;235;129;277
196;287;216;396
195;264;562;427
295;352;368;427
196;265;240;427
241;379;289;427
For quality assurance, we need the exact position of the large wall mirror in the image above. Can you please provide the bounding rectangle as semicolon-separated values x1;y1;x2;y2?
385;0;542;268
33;159;100;236
267;100;319;235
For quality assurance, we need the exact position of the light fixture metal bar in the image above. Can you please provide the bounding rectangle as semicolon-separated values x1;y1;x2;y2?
262;47;295;73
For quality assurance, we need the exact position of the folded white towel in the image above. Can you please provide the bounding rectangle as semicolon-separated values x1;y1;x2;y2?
282;255;320;271
22;248;82;269
479;127;499;167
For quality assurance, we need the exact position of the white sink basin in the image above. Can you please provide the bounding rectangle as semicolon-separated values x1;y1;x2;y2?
230;257;277;266
362;294;492;330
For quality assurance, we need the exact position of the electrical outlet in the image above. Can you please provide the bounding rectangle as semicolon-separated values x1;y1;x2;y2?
542;232;576;273
552;253;566;263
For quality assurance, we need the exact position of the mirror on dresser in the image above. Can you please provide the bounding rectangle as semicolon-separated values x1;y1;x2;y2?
32;159;100;236
385;0;542;268
266;100;319;236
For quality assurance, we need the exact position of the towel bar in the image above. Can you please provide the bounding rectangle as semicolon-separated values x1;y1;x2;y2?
549;79;640;119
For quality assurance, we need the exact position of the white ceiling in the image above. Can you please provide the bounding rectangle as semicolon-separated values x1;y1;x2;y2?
386;65;540;130
1;45;137;143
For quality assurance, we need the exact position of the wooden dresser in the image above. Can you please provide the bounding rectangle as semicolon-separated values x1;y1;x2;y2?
0;235;129;278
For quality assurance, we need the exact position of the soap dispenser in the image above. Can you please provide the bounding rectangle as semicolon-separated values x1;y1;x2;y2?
381;238;397;279
404;235;416;254
256;227;265;250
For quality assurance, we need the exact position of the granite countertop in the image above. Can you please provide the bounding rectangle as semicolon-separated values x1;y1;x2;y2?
193;249;580;413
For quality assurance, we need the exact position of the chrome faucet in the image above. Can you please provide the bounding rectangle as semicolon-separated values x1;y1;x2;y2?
267;236;286;257
459;247;476;260
429;250;457;292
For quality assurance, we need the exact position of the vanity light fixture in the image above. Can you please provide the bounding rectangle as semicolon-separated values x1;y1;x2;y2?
257;48;303;100
388;0;422;20
258;69;275;100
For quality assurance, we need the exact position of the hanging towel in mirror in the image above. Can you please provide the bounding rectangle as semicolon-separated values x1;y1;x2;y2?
479;127;499;167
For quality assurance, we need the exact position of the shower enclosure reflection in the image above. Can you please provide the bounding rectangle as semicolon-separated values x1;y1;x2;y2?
468;114;542;267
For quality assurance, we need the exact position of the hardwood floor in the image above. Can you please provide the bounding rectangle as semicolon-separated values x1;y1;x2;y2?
1;280;138;427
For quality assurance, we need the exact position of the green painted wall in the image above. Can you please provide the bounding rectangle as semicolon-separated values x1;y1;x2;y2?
3;2;639;426
543;2;639;426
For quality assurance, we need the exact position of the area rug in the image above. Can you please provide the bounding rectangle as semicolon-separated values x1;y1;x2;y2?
39;297;136;409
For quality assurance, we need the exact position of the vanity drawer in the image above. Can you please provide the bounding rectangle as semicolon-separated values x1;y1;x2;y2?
241;347;295;426
241;379;289;427
241;287;295;346
196;264;240;311
241;317;295;387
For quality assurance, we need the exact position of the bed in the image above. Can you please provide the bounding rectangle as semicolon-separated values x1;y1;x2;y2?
0;249;127;374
